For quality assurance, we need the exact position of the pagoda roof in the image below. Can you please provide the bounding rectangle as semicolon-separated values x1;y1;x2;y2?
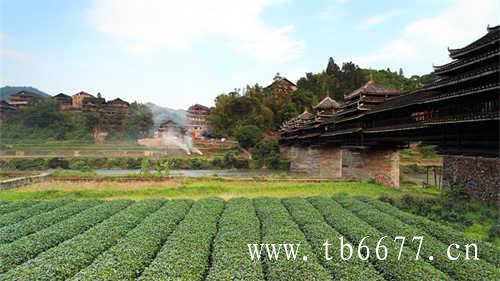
188;104;210;111
297;109;314;120
433;49;499;75
314;95;340;110
344;80;400;101
448;25;499;59
425;64;498;90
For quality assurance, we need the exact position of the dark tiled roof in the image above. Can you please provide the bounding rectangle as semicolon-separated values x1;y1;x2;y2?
433;49;499;75
297;110;314;120
188;104;210;111
344;80;400;101
314;95;340;110
53;93;71;99
448;25;499;59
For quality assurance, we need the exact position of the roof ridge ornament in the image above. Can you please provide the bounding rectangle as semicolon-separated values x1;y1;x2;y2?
368;71;374;83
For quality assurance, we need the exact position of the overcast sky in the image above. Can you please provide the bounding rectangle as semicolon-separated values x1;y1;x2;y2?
1;0;499;109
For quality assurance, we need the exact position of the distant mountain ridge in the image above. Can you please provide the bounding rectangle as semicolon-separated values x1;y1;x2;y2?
145;102;187;125
0;86;52;101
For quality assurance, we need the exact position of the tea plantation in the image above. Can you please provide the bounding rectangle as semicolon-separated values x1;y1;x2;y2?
0;196;498;280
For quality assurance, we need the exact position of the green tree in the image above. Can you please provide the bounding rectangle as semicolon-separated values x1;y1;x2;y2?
126;102;154;138
326;57;340;76
236;125;263;149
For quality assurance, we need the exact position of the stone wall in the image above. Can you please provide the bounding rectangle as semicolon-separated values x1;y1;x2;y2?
442;155;499;205
319;147;342;178
342;149;400;187
288;146;320;176
280;145;399;185
281;145;342;178
0;172;51;190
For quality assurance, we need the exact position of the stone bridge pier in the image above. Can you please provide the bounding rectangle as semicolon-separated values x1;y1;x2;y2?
280;145;400;187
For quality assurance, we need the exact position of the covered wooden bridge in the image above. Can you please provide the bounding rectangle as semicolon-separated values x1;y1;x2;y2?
279;26;499;204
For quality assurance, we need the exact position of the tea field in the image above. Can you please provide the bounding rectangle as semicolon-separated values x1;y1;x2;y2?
0;196;498;280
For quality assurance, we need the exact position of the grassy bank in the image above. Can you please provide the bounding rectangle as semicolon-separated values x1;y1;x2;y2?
0;179;438;201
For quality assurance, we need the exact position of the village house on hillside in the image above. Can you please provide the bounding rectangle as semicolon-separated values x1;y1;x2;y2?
52;93;72;110
186;104;210;138
9;91;46;109
71;91;95;107
265;77;297;94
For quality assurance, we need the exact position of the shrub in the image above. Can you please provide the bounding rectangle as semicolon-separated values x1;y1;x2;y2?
210;157;223;168
0;200;99;244
140;157;150;174
309;197;449;281
236;125;262;149
69;160;91;171
72;200;191;280
189;158;207;169
335;196;497;280
254;197;332;281
362;197;500;266
223;151;238;168
419;145;437;158
3;200;162;280
378;195;394;205
282;197;384;280
488;223;500;240
206;198;264;281
0;200;69;228
0;200;131;273
138;198;224;281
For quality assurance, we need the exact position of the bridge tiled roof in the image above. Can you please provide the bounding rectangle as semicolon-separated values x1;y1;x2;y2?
314;95;340;110
448;25;499;59
433;49;499;75
344;80;400;101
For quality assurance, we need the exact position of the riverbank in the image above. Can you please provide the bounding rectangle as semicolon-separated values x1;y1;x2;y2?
0;179;440;201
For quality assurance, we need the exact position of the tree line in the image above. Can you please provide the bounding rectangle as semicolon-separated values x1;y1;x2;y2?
208;58;435;138
0;100;154;143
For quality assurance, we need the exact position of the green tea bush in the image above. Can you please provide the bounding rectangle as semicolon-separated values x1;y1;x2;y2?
254;197;332;281
3;200;162;280
334;196;498;281
138;198;224;281
0;200;131;273
206;198;264;281
0;200;40;215
0;200;69;228
282;197;384;280
488;223;500;240
363;197;500;267
308;197;449;281
71;200;192;280
0;200;99;244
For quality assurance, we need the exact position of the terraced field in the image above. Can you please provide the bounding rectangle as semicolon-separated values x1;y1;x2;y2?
0;196;498;280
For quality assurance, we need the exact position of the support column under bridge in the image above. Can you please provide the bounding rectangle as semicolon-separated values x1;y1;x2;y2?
342;149;400;187
280;145;342;178
280;145;400;187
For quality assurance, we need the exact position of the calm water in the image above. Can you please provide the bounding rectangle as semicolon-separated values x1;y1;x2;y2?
94;169;287;177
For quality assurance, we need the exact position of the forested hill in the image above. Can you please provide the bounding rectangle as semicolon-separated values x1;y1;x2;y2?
145;102;186;125
0;86;51;101
208;57;436;137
